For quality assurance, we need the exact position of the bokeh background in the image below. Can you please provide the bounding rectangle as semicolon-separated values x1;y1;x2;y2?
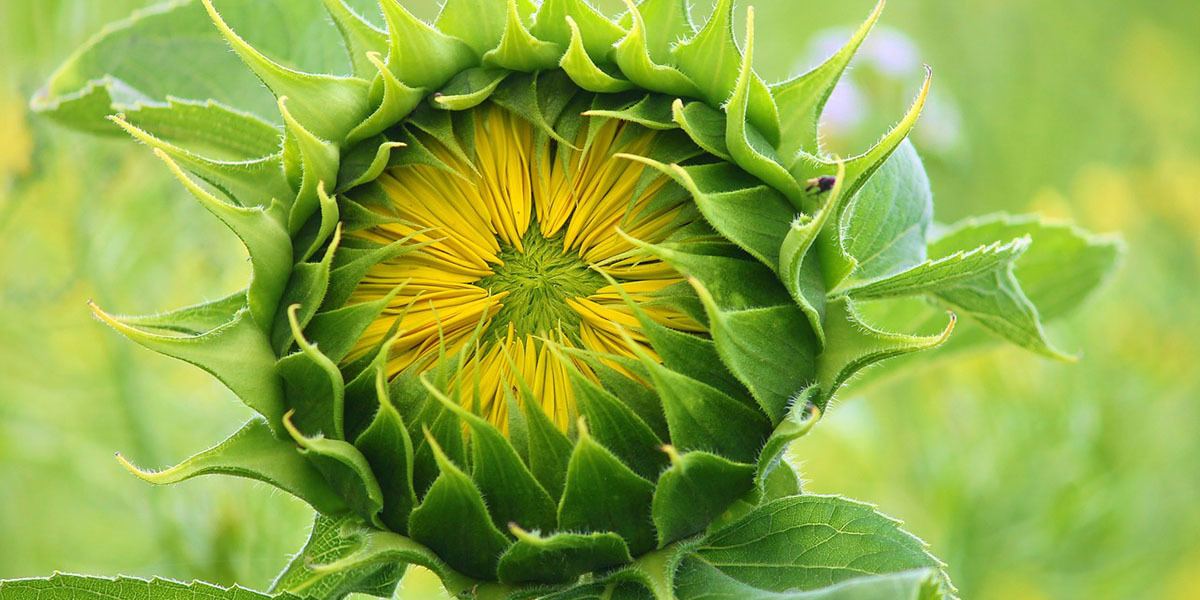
1;1;1197;598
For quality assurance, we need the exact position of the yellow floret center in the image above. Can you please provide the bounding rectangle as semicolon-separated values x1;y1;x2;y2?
347;105;702;432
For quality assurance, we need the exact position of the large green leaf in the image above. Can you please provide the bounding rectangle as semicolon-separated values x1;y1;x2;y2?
32;0;353;133
0;574;298;600
693;496;948;593
931;214;1123;321
840;238;1030;302
674;561;945;600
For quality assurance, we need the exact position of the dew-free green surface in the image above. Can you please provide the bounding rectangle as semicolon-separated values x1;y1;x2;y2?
1;1;1197;599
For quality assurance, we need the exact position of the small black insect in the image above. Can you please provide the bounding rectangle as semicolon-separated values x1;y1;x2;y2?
805;176;837;194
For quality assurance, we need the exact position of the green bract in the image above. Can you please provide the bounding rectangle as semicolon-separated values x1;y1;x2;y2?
25;0;1121;599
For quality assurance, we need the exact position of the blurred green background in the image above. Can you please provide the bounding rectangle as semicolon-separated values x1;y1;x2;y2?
1;1;1197;598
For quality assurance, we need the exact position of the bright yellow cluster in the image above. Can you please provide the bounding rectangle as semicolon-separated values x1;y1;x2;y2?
348;106;702;432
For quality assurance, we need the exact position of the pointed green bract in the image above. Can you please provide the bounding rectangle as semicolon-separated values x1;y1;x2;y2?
425;380;559;533
816;298;956;408
201;0;371;144
354;382;418;534
692;279;817;424
557;424;657;556
773;0;886;162
408;432;512;580
151;147;292;329
498;528;634;585
380;0;477;91
92;304;286;429
284;412;385;526
320;0;389;80
653;448;754;546
117;418;347;516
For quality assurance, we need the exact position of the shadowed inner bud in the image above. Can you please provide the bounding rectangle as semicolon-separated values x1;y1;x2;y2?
347;105;704;432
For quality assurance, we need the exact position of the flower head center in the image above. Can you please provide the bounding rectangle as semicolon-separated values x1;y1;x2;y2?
477;229;605;340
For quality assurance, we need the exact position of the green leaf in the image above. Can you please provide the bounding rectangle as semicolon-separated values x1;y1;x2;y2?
914;215;1112;359
292;527;477;597
755;394;821;495
671;99;731;160
932;213;1124;321
121;97;279;157
632;238;792;312
278;305;347;439
557;424;657;556
436;0;522;57
347;58;425;145
116;418;347;516
114;291;246;336
694;495;947;593
601;278;749;402
0;574;297;600
808;71;933;289
432;67;511;111
278;98;342;236
516;384;576;501
652;449;754;546
675;561;945;600
407;432;512;580
114;99;290;208
150;147;292;330
623;157;795;273
32;0;351;132
272;514;405;600
840;238;1030;301
498;528;633;585
839;141;934;285
584;94;677;131
320;0;389;80
533;0;626;60
672;0;777;145
379;0;477;91
556;16;635;94
271;227;341;353
304;289;401;365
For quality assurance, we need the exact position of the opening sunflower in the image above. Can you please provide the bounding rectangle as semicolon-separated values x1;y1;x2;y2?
348;104;704;433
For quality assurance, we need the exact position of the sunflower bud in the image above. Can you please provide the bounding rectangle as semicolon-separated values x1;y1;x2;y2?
36;1;1120;598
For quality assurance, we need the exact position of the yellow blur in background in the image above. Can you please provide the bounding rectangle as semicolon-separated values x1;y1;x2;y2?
1;1;1197;599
